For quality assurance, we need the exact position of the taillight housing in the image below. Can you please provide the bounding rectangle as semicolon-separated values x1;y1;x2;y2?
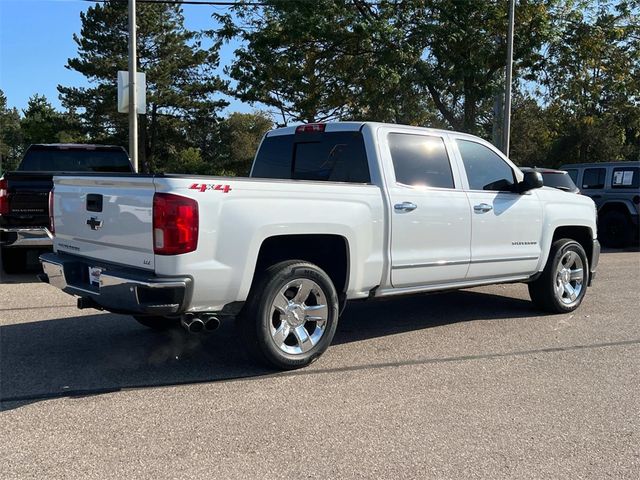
153;193;199;255
48;190;55;235
0;178;8;215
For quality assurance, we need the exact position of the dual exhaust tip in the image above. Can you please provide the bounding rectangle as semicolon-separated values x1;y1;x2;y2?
181;313;220;334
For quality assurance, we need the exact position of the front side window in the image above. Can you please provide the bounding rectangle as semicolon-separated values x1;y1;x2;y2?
582;168;606;189
457;140;515;191
388;133;454;188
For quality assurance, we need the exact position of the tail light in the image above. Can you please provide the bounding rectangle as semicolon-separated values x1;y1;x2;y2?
0;178;8;215
295;123;326;134
153;193;198;255
48;190;55;235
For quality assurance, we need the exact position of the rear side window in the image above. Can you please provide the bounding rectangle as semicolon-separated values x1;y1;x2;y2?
457;140;515;191
388;133;454;188
18;149;132;172
611;167;639;189
252;132;370;183
582;168;606;189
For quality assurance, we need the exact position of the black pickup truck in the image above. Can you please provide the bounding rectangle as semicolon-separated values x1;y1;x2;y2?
0;144;134;273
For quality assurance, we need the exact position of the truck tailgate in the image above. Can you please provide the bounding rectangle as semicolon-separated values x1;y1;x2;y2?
53;175;156;270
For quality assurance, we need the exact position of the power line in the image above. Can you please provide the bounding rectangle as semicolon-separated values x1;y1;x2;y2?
83;0;269;5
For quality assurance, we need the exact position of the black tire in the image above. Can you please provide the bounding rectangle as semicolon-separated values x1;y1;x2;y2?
133;315;180;331
1;247;27;274
237;260;339;370
528;238;589;313
599;210;632;248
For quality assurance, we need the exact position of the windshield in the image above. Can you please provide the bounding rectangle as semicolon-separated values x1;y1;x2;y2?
18;148;132;172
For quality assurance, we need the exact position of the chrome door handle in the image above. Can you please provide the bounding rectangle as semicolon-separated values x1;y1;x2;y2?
394;202;417;212
473;203;493;213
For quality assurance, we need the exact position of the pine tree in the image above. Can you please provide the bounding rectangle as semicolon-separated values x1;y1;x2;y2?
59;0;227;172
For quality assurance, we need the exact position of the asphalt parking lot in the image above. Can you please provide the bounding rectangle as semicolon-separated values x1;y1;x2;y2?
1;250;639;479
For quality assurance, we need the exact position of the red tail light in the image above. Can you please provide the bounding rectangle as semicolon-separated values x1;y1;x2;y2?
48;190;55;235
0;178;8;215
295;123;326;134
153;193;199;255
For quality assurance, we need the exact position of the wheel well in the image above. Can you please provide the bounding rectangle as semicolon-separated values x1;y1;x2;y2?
552;226;593;264
254;234;349;293
598;202;631;219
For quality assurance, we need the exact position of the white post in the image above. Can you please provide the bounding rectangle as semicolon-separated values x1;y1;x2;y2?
128;0;138;172
502;0;515;157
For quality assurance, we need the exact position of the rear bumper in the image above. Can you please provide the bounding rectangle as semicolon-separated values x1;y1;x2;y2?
589;239;600;286
0;227;53;248
39;252;192;315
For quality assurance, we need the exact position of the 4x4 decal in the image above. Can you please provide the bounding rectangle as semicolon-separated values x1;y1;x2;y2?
189;183;232;193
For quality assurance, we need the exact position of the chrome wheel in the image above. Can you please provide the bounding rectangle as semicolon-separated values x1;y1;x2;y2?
554;250;584;307
269;278;329;355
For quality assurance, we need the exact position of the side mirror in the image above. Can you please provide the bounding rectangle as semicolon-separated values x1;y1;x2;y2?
517;171;543;193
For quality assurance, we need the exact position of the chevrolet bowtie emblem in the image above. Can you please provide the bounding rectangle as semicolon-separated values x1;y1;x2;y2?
86;217;103;231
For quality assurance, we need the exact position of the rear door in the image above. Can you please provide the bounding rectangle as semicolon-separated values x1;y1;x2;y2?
452;137;543;280
380;127;471;288
53;175;156;270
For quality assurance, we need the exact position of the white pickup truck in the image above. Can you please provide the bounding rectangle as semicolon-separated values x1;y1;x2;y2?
40;122;600;369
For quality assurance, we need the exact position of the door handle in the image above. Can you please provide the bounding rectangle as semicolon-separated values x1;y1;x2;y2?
394;202;417;212
473;203;493;213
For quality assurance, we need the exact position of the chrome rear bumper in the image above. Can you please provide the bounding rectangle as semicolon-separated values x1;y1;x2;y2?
39;252;192;315
0;227;53;247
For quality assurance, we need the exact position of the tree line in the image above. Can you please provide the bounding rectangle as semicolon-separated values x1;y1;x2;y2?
1;0;638;174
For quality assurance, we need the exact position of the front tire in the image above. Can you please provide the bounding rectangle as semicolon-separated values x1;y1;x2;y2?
238;260;339;370
528;238;589;313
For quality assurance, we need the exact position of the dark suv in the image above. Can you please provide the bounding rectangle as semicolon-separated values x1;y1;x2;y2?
560;161;639;248
520;167;580;194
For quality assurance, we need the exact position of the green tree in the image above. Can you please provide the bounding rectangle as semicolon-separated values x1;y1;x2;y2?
542;0;640;163
219;0;557;133
217;112;273;175
0;90;23;171
59;0;227;172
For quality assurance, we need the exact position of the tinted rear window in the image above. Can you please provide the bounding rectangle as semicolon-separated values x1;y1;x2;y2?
541;172;578;191
19;148;132;172
252;132;370;183
388;133;454;188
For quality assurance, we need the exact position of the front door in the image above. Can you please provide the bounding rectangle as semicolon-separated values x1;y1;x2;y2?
454;138;543;280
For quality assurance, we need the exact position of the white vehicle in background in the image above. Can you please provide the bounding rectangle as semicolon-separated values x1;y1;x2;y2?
40;122;600;369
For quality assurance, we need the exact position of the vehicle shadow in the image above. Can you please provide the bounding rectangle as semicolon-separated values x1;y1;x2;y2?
1;289;544;411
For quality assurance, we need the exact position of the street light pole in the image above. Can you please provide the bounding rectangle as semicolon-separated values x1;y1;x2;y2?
128;0;138;172
502;0;515;157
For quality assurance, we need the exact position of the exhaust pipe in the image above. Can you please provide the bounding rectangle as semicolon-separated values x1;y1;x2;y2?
202;314;220;332
181;313;204;334
180;313;221;333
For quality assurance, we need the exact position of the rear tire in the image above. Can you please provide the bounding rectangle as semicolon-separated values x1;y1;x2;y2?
237;260;339;370
599;211;632;248
528;238;589;313
133;315;180;331
1;247;27;274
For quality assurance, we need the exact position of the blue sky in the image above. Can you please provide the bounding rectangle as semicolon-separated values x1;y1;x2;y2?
0;0;250;114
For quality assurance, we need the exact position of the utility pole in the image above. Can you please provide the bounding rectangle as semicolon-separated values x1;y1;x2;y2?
128;0;138;172
502;0;515;157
